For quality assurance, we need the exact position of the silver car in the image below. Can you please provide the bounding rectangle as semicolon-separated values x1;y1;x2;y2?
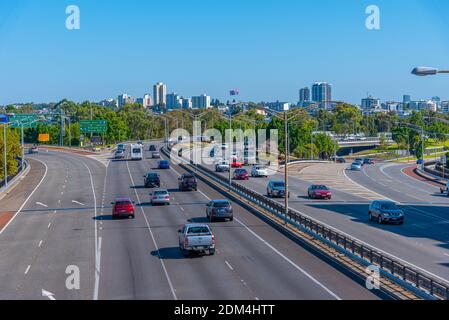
350;162;362;171
150;189;170;205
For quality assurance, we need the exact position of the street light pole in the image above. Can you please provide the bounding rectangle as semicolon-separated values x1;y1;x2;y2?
228;111;232;191
3;125;7;186
284;110;289;225
421;127;425;171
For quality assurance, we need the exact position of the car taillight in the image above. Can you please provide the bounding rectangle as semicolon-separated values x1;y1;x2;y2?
212;235;215;245
184;237;189;247
165;196;170;200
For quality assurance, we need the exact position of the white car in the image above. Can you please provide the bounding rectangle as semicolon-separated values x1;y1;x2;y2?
130;144;143;161
215;161;230;172
251;165;268;177
151;189;170;205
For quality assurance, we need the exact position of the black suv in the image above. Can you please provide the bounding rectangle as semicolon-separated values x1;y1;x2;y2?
178;174;198;191
144;172;160;188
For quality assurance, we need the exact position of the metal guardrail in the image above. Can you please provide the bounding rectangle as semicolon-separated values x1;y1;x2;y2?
162;146;449;300
0;158;26;190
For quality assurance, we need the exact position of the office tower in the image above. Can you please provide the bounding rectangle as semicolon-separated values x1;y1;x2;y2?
361;96;381;110
312;82;332;109
192;94;211;109
153;82;167;106
166;92;182;110
299;87;310;105
403;95;411;104
118;94;134;108
182;98;192;109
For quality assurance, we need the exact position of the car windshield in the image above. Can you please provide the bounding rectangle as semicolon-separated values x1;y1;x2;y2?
315;186;328;190
213;201;230;208
187;226;211;235
132;148;141;153
148;173;158;178
116;201;132;206
380;203;398;210
236;169;246;174
273;182;285;188
154;191;168;196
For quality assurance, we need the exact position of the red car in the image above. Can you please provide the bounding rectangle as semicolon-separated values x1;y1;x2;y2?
111;197;135;219
231;160;243;168
233;168;249;180
308;185;332;200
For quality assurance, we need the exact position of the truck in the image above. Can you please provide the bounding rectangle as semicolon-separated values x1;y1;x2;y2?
130;144;143;161
440;181;449;197
178;224;215;256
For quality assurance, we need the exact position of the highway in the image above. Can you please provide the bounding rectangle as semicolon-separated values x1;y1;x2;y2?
0;143;378;300
193;145;449;287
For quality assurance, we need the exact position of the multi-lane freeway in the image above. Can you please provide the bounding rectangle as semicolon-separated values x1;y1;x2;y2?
0;143;379;300
195;145;449;289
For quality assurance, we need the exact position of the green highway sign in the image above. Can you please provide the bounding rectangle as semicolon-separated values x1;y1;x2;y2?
9;114;38;128
80;120;108;133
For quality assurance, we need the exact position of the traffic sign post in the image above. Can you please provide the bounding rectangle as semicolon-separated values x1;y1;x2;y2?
0;115;8;124
80;120;107;134
9;114;38;128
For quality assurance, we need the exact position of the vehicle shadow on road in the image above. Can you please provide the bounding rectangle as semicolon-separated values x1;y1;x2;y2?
151;248;192;260
188;217;210;223
131;185;147;189
93;215;114;221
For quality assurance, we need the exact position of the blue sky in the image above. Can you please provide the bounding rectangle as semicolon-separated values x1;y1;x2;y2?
1;0;449;105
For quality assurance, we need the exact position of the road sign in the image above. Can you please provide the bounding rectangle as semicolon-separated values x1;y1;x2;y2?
0;115;8;124
80;120;107;133
9;114;38;128
38;134;50;142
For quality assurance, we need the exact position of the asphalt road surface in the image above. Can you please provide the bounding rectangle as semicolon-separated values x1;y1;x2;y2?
194;145;449;287
0;144;378;300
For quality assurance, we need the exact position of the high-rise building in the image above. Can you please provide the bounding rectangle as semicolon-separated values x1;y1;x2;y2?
403;95;411;104
312;82;332;109
441;101;449;114
361;96;380;110
143;94;152;108
166;92;182;110
299;87;310;105
117;94;135;108
182;98;192;109
192;94;211;109
153;82;167;106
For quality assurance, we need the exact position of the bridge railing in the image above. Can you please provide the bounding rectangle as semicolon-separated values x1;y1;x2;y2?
162;145;449;300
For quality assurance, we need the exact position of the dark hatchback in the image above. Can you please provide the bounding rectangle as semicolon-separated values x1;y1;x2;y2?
179;174;198;191
144;172;161;188
206;200;233;222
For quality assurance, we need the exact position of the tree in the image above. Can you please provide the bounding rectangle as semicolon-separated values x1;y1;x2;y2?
0;127;21;180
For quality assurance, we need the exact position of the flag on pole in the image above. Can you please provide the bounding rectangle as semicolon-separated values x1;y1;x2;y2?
229;89;240;96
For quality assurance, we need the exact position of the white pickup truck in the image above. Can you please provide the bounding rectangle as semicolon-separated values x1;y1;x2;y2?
178;224;215;256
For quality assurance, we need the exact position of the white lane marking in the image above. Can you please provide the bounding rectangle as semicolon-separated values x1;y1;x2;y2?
126;159;178;300
81;161;101;301
168;149;339;298
180;206;185;212
183;168;341;299
36;202;48;208
72;200;85;206
38;240;43;248
61;192;64;196
24;265;31;275
42;289;56;300
225;261;234;271
47;222;52;229
0;159;48;236
234;216;341;300
343;168;394;202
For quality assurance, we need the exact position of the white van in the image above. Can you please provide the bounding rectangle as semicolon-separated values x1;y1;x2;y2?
130;144;143;161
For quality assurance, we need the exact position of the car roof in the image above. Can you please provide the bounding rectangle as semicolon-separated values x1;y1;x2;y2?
270;180;284;184
184;223;211;229
154;189;168;192
374;200;395;204
210;199;230;203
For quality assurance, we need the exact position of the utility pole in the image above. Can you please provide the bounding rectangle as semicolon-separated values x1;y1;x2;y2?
228;111;232;191
421;127;425;170
284;110;289;225
3;125;7;186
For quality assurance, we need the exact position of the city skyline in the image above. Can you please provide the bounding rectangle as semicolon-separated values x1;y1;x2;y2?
1;1;449;105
